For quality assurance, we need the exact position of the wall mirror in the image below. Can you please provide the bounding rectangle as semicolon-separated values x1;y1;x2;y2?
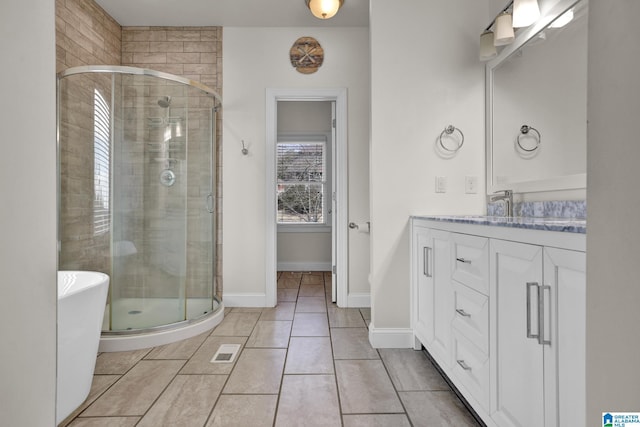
486;0;588;194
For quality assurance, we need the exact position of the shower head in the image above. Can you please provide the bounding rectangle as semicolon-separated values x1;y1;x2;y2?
158;96;171;108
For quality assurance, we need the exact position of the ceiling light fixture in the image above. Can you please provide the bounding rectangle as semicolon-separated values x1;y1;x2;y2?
512;0;540;28
305;0;344;20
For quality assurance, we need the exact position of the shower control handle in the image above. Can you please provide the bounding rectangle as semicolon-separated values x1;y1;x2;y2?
206;193;214;213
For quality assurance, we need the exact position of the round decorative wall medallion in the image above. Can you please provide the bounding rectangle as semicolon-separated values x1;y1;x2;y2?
290;37;324;74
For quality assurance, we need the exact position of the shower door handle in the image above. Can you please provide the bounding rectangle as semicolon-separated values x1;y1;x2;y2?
206;193;214;213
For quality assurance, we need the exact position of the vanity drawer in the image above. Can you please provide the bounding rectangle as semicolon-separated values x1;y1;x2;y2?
452;281;489;354
451;233;489;295
451;331;490;412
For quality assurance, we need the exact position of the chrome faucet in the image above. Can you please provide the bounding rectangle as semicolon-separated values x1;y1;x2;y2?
490;190;514;217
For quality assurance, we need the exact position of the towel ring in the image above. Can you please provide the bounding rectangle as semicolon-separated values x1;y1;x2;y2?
439;125;464;153
516;125;541;152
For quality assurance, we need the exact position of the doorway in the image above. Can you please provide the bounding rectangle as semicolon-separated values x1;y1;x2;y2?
265;88;348;307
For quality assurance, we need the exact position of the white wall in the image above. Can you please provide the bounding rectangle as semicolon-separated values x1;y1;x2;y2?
222;27;370;302
278;100;332;133
277;233;332;269
369;0;488;338
0;1;57;424
586;0;640;420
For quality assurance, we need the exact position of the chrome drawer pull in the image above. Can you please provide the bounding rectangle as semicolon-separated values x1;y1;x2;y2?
455;308;471;317
526;282;539;340
456;257;472;264
457;360;472;371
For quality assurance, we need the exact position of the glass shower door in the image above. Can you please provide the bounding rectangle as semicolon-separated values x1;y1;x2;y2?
110;74;188;331
185;85;217;319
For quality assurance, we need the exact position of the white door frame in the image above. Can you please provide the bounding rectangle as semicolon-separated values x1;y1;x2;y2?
265;88;348;307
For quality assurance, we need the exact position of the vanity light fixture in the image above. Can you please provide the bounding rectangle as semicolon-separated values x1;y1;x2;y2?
512;0;540;28
480;1;514;61
479;30;498;60
305;0;344;20
549;8;574;28
494;12;515;46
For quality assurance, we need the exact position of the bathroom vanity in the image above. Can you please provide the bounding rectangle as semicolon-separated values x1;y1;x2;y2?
410;216;585;427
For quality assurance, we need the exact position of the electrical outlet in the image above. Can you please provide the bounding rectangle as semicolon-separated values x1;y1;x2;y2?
465;176;478;194
435;176;447;193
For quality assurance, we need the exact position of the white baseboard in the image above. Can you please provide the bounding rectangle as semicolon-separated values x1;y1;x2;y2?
222;293;271;307
346;292;370;308
277;262;332;272
368;323;415;348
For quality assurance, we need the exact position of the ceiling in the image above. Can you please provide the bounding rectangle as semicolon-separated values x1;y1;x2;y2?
94;0;369;27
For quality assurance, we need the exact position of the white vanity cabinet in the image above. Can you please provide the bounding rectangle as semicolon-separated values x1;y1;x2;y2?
410;217;586;427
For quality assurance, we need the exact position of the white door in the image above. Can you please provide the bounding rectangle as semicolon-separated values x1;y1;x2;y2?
490;239;545;427
331;101;337;303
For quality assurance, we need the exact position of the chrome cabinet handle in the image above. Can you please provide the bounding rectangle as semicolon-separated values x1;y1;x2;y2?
456;257;471;264
423;247;432;278
538;284;551;346
455;308;471;317
526;282;539;340
457;360;472;371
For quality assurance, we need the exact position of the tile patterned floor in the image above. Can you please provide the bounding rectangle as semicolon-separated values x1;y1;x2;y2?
62;272;480;427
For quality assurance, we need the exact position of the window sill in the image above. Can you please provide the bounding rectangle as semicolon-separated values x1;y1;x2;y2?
277;224;331;233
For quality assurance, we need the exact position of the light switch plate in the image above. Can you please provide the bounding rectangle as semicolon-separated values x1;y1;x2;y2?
465;176;478;194
436;176;447;193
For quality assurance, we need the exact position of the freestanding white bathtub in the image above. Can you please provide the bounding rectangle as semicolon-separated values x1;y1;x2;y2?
57;271;109;425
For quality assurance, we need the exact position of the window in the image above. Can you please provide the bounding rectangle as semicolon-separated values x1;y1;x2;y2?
277;140;327;225
93;89;110;235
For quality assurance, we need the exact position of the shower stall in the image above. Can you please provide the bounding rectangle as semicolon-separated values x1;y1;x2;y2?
57;66;223;351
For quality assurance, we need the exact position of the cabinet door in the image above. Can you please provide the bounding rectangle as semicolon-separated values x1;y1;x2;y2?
413;225;434;347
411;225;452;367
543;247;586;427
490;239;544;427
431;229;453;366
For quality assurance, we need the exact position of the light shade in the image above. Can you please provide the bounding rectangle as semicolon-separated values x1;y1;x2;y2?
494;12;515;46
513;0;540;28
306;0;344;20
480;31;497;61
549;8;574;28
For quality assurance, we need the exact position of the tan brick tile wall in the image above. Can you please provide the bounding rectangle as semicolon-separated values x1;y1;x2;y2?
121;26;223;96
55;0;121;73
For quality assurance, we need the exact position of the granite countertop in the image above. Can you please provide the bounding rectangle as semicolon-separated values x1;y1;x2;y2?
413;215;586;234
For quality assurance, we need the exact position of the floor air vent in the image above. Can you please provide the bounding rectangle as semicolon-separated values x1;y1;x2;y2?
210;344;241;364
